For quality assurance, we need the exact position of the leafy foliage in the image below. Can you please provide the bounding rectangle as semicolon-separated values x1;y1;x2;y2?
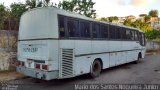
58;0;96;18
144;15;151;22
0;4;6;29
123;19;132;26
10;3;27;20
10;2;27;30
139;14;147;17
145;30;160;40
99;17;108;22
25;0;42;9
149;9;159;17
123;19;152;32
108;16;118;22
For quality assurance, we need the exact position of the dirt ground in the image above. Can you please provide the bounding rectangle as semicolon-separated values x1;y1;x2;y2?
0;52;158;90
0;71;24;81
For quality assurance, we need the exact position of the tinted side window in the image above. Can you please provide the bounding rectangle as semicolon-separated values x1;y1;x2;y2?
121;28;126;39
135;31;138;40
130;30;135;40
115;26;121;39
109;25;116;39
58;16;65;38
80;21;90;38
92;23;100;38
142;33;145;46
142;33;146;46
100;24;108;38
126;30;131;40
139;32;142;45
67;19;79;37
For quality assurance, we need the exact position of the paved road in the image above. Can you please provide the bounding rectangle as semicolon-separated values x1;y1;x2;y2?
3;53;160;90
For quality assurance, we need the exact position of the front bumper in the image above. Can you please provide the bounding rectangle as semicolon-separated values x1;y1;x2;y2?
17;66;59;80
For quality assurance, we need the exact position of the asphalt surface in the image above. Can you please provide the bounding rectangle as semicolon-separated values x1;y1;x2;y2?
1;53;160;90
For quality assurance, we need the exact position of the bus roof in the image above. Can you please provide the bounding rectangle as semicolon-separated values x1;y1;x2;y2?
22;7;143;32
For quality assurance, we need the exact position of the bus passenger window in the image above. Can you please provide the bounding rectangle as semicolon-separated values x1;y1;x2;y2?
92;23;100;38
67;19;79;37
115;27;121;39
80;21;90;38
135;31;138;40
109;25;116;39
139;33;142;45
130;30;135;40
126;30;131;40
58;16;65;38
100;25;108;38
121;29;126;39
142;33;146;46
142;34;145;46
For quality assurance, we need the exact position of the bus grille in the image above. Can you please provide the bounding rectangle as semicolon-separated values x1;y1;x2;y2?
61;49;73;77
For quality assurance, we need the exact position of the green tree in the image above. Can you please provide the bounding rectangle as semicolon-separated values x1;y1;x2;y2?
144;15;151;23
10;3;27;20
10;2;27;30
58;0;75;12
149;9;159;17
26;0;42;9
131;19;142;29
43;0;50;6
123;19;132;26
108;16;118;22
0;4;6;29
139;14;147;17
58;0;96;18
140;23;152;32
131;19;152;32
99;17;108;22
145;30;160;40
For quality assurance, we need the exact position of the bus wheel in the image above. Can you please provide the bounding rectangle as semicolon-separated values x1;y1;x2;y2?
90;59;102;78
135;53;142;64
135;57;140;64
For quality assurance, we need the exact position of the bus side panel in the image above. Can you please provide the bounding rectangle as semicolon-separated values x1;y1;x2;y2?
122;41;139;63
92;41;109;53
74;40;92;75
101;54;110;69
116;52;123;65
48;40;59;71
121;52;126;64
59;40;93;77
92;40;110;68
74;57;93;75
109;53;116;67
108;41;122;67
75;40;92;56
108;41;122;52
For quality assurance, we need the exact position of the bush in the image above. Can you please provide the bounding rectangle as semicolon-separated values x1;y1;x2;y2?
145;30;160;40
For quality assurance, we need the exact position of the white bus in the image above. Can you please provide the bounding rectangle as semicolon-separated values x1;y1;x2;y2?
17;7;146;80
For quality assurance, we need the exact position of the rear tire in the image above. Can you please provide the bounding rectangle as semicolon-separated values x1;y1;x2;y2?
90;60;102;78
135;54;141;64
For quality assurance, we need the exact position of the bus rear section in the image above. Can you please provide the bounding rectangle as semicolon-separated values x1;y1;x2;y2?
17;8;60;80
17;40;60;80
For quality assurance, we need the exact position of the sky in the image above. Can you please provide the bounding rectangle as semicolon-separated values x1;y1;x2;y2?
0;0;160;18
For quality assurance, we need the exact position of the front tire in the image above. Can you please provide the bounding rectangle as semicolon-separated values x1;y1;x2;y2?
90;60;102;78
135;55;141;64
